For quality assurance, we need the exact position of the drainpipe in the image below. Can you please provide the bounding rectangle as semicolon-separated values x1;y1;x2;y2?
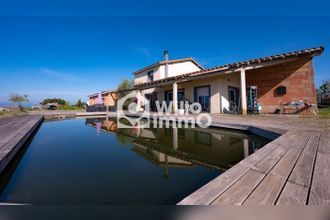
164;50;169;78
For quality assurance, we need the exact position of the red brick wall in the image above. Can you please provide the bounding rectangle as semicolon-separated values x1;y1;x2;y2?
246;58;317;113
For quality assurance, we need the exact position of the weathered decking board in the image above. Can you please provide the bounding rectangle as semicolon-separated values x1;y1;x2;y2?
178;129;330;205
0;115;43;174
308;133;330;205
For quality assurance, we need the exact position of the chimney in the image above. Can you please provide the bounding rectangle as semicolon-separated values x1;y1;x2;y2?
164;50;169;78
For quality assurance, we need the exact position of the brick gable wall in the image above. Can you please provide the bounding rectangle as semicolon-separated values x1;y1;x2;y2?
246;58;317;113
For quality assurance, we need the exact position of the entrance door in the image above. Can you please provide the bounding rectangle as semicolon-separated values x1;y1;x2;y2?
145;92;157;112
194;86;210;112
228;86;240;111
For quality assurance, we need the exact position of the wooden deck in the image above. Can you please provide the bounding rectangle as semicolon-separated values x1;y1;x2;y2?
0;115;43;174
178;116;330;205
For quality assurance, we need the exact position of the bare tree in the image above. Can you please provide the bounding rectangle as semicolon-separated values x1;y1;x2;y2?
9;93;29;110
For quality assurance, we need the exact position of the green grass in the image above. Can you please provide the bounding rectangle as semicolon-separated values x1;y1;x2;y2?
318;107;330;119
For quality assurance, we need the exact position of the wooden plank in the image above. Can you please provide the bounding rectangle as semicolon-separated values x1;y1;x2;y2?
0;116;36;144
309;133;330;205
277;136;319;204
239;143;279;167
211;170;265;205
178;163;250;205
243;174;286;205
288;133;312;150
318;133;330;154
276;181;309;205
308;152;330;205
244;147;305;205
212;145;287;205
270;132;297;145
251;145;287;174
177;143;279;205
287;135;319;187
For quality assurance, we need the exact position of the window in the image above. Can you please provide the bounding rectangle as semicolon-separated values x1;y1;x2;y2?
164;89;185;104
147;70;154;81
275;85;286;96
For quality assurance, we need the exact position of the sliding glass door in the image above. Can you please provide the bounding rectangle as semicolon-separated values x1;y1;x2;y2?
194;86;210;112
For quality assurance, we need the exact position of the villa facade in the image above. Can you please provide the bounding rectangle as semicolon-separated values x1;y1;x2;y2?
134;47;323;114
88;47;324;114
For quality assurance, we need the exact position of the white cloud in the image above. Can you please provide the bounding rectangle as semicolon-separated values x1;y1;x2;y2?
39;68;77;81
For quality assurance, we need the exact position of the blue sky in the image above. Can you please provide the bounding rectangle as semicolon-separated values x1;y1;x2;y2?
0;0;329;16
0;16;329;104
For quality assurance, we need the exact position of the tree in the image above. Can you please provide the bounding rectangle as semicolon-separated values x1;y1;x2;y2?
319;80;329;103
40;98;66;106
9;93;29;109
117;79;134;98
64;101;71;106
75;99;86;108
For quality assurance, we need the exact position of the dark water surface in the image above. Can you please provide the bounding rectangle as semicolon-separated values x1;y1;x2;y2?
0;118;269;204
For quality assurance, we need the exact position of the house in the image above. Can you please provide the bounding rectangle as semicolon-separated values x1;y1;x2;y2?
87;90;118;111
133;47;324;114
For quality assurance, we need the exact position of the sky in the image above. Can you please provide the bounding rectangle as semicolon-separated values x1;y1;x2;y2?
0;9;329;105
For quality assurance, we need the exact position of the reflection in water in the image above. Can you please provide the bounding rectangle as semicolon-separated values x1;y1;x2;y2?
86;117;269;177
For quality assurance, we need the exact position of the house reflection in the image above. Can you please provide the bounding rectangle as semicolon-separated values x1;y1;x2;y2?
85;118;268;178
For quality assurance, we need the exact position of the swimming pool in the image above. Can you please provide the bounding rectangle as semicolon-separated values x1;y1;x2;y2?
0;118;269;204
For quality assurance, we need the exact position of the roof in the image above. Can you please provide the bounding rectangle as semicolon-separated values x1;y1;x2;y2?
88;89;118;98
132;57;204;75
134;46;324;89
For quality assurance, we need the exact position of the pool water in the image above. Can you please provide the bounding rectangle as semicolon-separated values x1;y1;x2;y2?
0;118;269;204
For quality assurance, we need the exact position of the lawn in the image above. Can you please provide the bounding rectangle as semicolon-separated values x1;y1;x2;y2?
318;107;330;118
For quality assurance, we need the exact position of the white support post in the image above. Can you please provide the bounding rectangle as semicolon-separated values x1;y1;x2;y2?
173;82;178;113
173;127;178;150
240;68;247;115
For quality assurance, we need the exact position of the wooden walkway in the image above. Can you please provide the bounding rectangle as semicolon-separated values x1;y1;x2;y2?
178;128;330;205
0;115;43;174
